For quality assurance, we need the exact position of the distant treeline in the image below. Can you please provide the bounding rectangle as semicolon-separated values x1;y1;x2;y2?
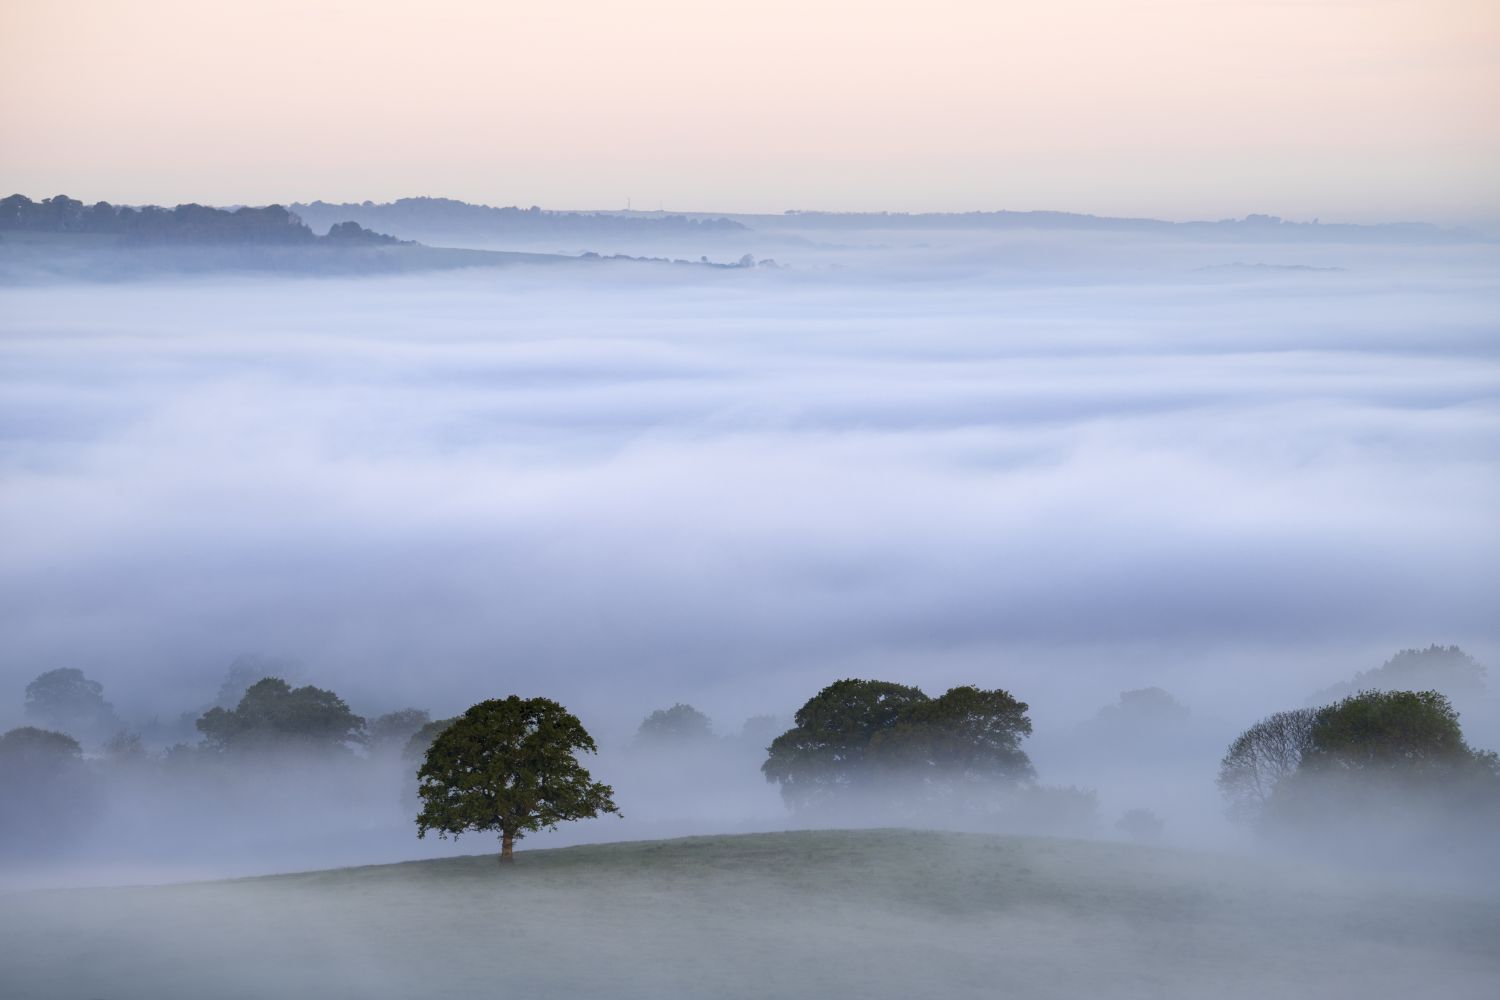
291;197;746;241
769;209;1478;243
0;194;403;246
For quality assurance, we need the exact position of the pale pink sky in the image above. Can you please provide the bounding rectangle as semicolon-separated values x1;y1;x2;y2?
3;0;1496;221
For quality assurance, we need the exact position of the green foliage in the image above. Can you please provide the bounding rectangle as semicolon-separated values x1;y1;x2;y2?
869;685;1035;784
762;679;1034;809
1303;689;1474;776
195;677;365;754
416;696;620;861
23;668;120;741
635;703;713;745
1224;690;1500;865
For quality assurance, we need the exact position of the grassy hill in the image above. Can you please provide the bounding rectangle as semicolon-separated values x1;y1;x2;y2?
3;829;1497;999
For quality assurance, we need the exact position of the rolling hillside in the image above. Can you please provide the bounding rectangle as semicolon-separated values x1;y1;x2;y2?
3;829;1497;999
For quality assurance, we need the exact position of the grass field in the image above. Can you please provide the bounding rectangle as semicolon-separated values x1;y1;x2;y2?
3;829;1498;999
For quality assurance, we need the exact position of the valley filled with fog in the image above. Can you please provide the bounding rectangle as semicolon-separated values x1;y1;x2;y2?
3;222;1497;879
2;219;1499;1000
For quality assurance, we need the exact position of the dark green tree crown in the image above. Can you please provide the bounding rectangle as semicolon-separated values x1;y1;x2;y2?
416;696;620;844
196;677;366;753
763;678;1035;808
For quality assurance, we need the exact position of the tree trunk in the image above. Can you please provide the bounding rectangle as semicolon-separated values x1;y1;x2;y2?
499;831;514;864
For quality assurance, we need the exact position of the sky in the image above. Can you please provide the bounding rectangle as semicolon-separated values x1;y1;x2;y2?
2;0;1497;222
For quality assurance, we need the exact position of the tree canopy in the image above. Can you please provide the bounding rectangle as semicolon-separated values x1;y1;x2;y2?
1217;707;1318;821
369;708;432;751
1302;690;1480;777
1309;645;1487;704
23;668;120;742
635;703;714;745
0;727;97;849
0;726;83;769
196;678;366;754
416;696;620;863
762;679;1034;810
1222;690;1500;861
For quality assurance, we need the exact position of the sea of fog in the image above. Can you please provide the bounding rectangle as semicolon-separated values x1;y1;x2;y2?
1;228;1497;883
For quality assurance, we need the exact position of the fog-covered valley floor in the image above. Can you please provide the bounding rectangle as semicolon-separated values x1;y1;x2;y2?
5;231;1496;729
2;226;1499;1000
5;830;1498;1000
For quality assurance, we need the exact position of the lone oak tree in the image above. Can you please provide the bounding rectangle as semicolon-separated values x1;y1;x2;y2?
416;696;620;864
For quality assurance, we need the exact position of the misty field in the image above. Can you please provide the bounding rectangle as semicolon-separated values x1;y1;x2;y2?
4;829;1497;1000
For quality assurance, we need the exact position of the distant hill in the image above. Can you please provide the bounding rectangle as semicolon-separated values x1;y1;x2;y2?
292;197;746;246
748;209;1482;243
0;194;402;246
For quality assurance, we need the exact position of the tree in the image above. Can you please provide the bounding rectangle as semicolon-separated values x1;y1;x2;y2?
1116;808;1165;843
0;727;97;847
1302;689;1477;776
1090;687;1190;728
868;685;1035;789
635;703;713;746
762;679;929;809
403;716;456;761
761;679;1034;810
1261;690;1500;855
214;654;304;708
0;726;83;769
196;677;365;754
369;708;432;751
1309;645;1487;705
416;697;620;863
24;668;120;742
1217;707;1318;821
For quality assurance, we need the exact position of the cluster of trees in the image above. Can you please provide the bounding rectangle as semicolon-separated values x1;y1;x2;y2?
0;194;402;245
761;679;1036;811
6;644;1496;867
1218;689;1500;855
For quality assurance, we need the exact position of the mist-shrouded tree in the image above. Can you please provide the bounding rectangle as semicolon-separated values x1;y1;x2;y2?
634;703;713;746
1217;707;1318;821
0;726;84;770
1309;645;1487;705
416;697;620;863
868;685;1036;790
762;679;929;809
762;679;1034;810
1116;807;1165;843
403;716;456;761
1091;687;1190;728
1264;691;1500;855
23;668;121;743
0;727;98;848
369;708;432;751
196;677;365;754
214;654;304;708
1301;690;1483;777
